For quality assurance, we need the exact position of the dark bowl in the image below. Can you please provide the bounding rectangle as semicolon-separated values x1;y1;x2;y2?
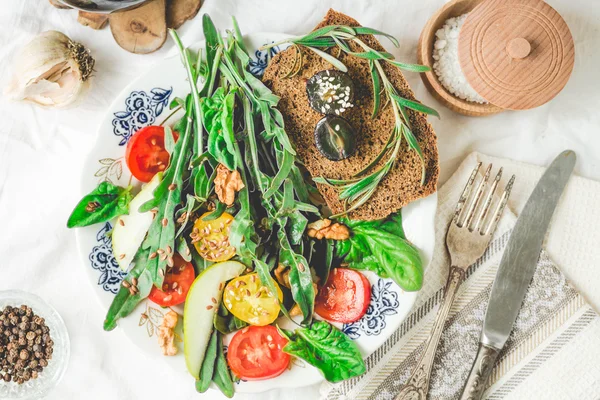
58;0;149;13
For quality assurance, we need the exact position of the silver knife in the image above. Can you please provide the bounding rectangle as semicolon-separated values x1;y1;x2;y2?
459;150;576;400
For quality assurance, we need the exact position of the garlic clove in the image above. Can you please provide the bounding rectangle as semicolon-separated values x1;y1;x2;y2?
4;30;94;108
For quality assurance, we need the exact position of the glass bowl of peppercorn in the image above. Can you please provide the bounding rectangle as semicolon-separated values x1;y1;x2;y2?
0;290;69;399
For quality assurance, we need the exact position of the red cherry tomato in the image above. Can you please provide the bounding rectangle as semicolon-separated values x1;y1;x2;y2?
315;268;371;323
148;254;195;307
125;126;178;182
226;325;290;381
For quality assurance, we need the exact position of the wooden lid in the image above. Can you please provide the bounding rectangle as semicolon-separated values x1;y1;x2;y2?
458;0;575;110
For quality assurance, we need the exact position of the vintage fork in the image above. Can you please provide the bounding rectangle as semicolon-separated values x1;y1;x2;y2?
395;163;515;400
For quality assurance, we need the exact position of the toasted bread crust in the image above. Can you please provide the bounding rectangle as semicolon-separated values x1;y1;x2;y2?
262;9;439;220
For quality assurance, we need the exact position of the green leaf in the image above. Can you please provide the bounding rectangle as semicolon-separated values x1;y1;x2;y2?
305;46;347;72
203;200;226;221
283;321;366;383
264;149;294;198
196;329;218;393
385;59;431;72
103;247;153;331
278;228;314;325
67;182;132;228
390;93;440;118
369;60;382;119
337;213;423;291
231;16;248;54
353;27;399;47
212;333;234;398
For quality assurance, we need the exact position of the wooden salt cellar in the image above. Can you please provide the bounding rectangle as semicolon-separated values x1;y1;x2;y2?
418;0;575;116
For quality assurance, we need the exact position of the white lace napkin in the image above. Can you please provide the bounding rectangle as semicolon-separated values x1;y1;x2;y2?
320;152;600;400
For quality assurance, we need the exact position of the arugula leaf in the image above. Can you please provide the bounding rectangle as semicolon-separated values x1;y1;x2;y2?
336;213;423;291
282;321;366;383
278;227;315;325
196;329;218;393
103;247;153;331
67;182;132;228
139;105;193;289
212;332;234;398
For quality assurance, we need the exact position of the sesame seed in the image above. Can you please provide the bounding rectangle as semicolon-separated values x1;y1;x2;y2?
245;289;251;297
167;256;174;267
157;249;165;255
172;282;178;289
118;253;126;260
251;275;256;283
211;297;217;304
298;264;306;272
149;252;157;260
206;305;213;310
119;219;125;226
159;269;165;277
166;245;172;254
161;218;168;227
163;295;172;302
168;184;176;191
132;277;138;286
122;280;131;288
266;335;273;341
159;253;168;261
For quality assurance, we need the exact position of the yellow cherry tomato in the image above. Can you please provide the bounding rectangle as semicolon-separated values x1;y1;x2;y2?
223;273;283;326
192;211;236;262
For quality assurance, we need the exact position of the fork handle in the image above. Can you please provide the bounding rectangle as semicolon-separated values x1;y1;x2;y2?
459;343;500;400
395;266;466;400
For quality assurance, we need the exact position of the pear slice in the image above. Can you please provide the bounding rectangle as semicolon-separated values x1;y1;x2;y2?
111;173;161;271
184;261;246;379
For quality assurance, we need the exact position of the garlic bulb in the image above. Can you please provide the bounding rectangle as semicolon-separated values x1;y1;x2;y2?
5;31;95;108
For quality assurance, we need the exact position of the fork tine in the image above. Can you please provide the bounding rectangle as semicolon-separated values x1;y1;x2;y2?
453;162;482;224
474;168;503;233
484;174;516;236
463;164;492;228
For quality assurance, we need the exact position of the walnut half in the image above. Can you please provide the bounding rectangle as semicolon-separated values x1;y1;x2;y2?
307;219;350;240
157;311;178;356
214;164;245;206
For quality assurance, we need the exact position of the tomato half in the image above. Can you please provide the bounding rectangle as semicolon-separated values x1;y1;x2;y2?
148;254;195;307
126;125;178;182
192;212;236;262
227;325;290;381
223;273;283;326
315;268;371;323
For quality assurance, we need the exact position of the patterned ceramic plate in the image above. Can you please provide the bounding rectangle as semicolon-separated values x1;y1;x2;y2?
75;33;438;393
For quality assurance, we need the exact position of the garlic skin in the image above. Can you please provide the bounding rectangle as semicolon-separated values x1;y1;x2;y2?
5;31;95;108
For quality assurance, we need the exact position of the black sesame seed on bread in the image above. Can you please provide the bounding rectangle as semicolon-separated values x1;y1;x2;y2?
262;9;439;221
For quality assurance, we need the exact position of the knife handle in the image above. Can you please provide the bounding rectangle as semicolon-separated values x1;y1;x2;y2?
459;343;500;400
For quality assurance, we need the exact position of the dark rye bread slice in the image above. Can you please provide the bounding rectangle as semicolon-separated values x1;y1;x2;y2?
262;9;439;220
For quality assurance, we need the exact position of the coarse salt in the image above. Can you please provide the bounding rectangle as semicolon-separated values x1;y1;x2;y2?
432;14;488;104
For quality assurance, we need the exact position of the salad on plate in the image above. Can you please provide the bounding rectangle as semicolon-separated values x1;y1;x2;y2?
67;11;437;397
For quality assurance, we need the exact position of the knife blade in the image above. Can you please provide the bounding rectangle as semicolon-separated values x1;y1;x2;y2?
460;150;576;400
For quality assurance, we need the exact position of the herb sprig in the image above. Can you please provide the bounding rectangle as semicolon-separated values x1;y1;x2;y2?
262;26;439;216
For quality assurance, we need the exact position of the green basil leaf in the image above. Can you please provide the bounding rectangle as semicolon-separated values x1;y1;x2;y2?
336;213;423;291
67;182;132;228
283;321;366;383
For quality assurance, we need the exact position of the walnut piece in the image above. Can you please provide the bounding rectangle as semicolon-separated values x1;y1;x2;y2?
157;311;178;356
307;219;350;240
274;263;291;289
214;164;245;206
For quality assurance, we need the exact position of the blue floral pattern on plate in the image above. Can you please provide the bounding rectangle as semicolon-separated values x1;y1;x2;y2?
89;222;126;294
249;43;281;77
112;87;173;146
343;279;400;340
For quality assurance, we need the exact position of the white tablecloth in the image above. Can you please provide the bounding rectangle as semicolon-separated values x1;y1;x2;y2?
0;1;599;399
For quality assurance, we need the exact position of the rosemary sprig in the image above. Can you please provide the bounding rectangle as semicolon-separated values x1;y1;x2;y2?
261;25;439;216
